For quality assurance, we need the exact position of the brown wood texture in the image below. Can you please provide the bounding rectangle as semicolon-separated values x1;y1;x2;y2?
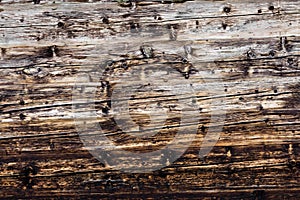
0;0;300;199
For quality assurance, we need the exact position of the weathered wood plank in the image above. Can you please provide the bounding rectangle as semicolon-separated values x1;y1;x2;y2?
0;0;300;199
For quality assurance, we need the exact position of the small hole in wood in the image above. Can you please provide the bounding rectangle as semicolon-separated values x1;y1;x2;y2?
102;16;109;24
287;57;294;65
102;107;109;114
1;48;6;59
223;7;231;13
33;0;40;4
258;9;262;14
201;125;206;132
57;22;64;28
269;50;276;57
19;113;26;120
129;22;136;30
288;159;297;169
268;5;274;11
19;99;25;105
122;13;130;18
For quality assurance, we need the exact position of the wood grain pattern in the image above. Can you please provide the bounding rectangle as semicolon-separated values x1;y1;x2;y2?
0;0;300;199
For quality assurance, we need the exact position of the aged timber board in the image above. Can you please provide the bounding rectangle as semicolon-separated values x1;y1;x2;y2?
0;0;300;199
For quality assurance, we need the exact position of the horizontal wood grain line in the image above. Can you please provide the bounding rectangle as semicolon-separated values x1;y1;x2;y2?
0;11;299;29
0;90;293;113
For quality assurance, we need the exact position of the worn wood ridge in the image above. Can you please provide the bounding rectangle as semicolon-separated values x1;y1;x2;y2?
0;0;300;199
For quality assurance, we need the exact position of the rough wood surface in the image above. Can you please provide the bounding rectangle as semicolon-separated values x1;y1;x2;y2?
0;0;300;199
